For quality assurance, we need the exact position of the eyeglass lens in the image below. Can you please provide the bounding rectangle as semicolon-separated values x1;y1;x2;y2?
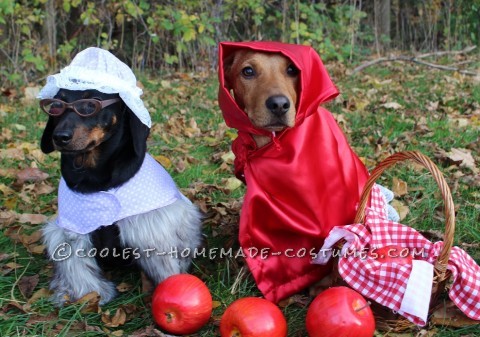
42;100;100;116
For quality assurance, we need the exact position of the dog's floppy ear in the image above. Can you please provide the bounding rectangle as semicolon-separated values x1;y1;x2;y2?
40;117;56;153
222;53;236;90
127;108;149;157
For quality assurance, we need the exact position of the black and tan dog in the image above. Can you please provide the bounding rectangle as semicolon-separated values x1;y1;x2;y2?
39;48;202;306
41;89;145;191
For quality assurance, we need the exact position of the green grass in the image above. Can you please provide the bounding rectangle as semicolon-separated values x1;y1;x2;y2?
0;61;479;336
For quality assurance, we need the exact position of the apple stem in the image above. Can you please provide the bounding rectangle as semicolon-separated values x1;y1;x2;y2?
355;301;371;313
165;312;173;323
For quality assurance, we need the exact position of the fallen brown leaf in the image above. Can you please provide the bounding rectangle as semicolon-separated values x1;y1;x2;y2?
212;300;222;309
0;168;17;178
426;101;439;112
17;213;47;225
17;190;32;204
27;244;45;255
392;177;408;196
443;148;478;174
391;200;410;221
173;158;187;173
18;274;40;299
33;182;55;195
0;183;15;196
120;303;139;315
277;294;310;308
25;312;59;327
4;196;18;210
154;155;172;169
19;230;42;245
4;225;23;243
27;287;53;305
414;329;438;337
381;102;403;110
223;177;242;192
220;151;235;165
74;291;101;313
16;167;49;183
0;148;25;161
184;117;201;138
102;307;127;328
111;330;124;337
27;149;45;163
5;301;27;313
0;127;13;141
83;321;104;333
5;262;23;270
0;210;17;227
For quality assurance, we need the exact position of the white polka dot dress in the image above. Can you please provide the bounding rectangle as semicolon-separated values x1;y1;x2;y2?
57;154;182;234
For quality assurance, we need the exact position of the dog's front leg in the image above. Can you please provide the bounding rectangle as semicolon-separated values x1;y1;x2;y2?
117;199;202;285
42;220;117;306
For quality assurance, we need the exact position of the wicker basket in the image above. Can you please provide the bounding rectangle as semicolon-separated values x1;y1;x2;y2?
352;151;455;332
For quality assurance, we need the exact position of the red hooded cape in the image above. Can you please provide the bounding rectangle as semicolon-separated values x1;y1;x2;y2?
218;41;369;302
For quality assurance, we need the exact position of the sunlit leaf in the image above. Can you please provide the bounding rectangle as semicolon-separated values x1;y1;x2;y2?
17;213;48;225
391;177;408;197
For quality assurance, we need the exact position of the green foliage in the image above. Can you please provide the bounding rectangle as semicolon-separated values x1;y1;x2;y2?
450;0;480;47
0;0;14;24
0;0;478;87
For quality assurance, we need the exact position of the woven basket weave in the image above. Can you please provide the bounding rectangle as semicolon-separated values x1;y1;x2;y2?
353;151;455;331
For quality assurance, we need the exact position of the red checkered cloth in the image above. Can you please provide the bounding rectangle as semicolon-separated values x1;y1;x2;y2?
313;185;480;325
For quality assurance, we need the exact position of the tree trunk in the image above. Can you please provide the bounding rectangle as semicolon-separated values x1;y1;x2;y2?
374;0;391;53
46;0;57;68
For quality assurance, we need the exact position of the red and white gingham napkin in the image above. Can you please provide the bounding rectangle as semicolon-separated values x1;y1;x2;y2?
313;185;480;325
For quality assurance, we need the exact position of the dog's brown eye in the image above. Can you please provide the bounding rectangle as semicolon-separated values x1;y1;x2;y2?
242;66;255;78
75;100;100;116
287;64;299;76
41;101;65;116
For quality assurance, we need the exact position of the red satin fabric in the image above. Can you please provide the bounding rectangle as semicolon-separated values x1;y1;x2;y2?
218;41;369;302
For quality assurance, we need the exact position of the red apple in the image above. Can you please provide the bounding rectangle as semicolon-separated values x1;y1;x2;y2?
220;297;287;337
151;274;212;335
306;286;375;337
369;245;413;265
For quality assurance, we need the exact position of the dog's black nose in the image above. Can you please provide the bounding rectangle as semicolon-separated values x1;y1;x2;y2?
53;130;73;147
266;95;290;116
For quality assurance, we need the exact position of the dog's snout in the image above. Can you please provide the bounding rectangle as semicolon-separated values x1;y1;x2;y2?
266;95;290;116
53;130;73;147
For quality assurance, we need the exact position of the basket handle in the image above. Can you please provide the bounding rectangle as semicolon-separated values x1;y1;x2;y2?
354;151;455;281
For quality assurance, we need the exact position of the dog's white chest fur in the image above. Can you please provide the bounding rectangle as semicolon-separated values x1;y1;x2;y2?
57;154;183;234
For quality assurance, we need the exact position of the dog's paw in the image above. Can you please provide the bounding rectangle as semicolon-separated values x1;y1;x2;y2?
50;289;71;307
97;281;118;305
50;279;117;307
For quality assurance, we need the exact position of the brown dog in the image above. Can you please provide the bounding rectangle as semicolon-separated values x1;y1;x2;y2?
224;51;300;147
218;41;373;302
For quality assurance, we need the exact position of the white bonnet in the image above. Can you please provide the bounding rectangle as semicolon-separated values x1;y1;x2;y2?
37;47;151;128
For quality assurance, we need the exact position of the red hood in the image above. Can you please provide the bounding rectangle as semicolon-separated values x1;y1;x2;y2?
217;41;369;303
218;41;339;138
